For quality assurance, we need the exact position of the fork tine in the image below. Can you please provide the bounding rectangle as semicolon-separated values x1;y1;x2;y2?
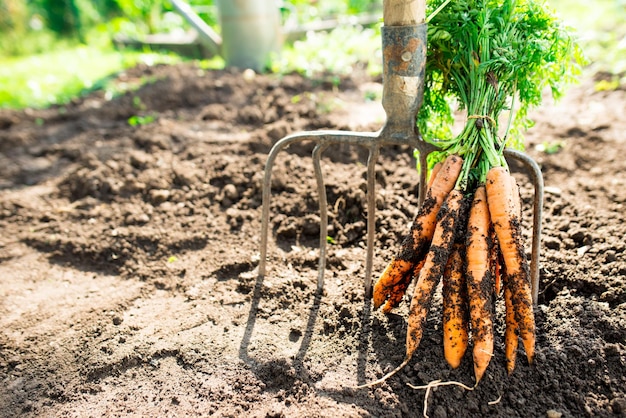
312;143;329;293
364;144;381;298
259;132;319;277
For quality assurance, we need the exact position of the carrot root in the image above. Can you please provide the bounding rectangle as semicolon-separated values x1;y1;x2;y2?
466;186;495;383
406;189;467;360
442;243;469;369
373;155;464;311
486;167;536;369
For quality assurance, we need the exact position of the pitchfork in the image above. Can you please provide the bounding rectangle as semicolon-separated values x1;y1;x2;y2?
258;0;544;306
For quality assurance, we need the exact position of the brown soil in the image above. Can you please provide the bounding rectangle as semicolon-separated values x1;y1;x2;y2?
1;63;624;418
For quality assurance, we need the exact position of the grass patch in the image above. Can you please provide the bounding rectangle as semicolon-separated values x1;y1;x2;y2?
0;46;183;110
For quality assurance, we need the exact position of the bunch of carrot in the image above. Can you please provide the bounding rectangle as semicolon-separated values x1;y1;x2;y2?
370;0;583;385
373;153;534;383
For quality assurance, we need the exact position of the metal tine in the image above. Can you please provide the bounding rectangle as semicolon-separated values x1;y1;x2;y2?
258;130;379;280
364;143;381;297
312;142;329;293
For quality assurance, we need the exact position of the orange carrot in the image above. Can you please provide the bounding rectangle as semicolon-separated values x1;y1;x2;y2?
504;174;522;373
358;189;469;388
442;243;469;369
406;189;467;360
490;227;502;296
373;258;414;310
428;162;443;189
381;259;425;314
373;155;464;311
486;167;535;367
504;286;519;374
465;185;495;383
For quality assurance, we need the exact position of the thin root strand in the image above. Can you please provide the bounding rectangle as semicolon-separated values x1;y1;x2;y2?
406;379;474;418
354;357;410;389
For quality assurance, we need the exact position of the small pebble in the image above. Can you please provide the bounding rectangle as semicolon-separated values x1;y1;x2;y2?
150;189;170;204
222;184;239;201
546;410;562;418
544;186;562;195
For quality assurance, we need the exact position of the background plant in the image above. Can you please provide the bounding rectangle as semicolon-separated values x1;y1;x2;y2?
0;0;622;110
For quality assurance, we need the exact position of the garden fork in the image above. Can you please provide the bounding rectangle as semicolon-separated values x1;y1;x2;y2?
258;0;544;305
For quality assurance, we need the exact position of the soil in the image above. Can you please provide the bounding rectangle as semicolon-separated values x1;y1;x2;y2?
0;62;624;418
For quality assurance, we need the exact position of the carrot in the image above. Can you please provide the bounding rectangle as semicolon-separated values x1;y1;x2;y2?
491;175;518;297
489;227;502;296
373;155;464;311
381;259;425;314
442;243;469;369
465;185;495;383
373;257;414;311
504;286;519;374
486;167;535;367
504;173;522;373
428;162;443;189
406;189;467;362
359;188;468;388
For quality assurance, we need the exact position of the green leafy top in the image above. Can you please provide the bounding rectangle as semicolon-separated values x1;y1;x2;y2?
418;0;585;190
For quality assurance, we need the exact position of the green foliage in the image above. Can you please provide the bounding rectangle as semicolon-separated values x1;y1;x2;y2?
418;0;585;190
128;114;156;126
0;47;180;109
272;25;381;76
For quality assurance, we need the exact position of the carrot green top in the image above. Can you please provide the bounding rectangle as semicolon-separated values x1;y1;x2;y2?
418;0;585;192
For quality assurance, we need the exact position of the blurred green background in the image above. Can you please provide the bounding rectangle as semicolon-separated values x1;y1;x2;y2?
0;0;623;110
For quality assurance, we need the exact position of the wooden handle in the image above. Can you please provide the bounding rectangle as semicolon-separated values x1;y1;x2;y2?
383;0;426;25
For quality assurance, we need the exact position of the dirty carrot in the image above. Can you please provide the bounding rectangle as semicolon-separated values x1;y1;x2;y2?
373;154;464;311
486;166;535;366
504;173;522;373
373;257;413;311
359;188;468;387
465;185;495;383
406;189;466;360
489;227;502;296
504;286;519;374
381;259;425;314
428;161;443;189
442;243;469;369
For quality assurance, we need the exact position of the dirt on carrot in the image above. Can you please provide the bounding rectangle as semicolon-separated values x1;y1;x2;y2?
373;155;464;311
465;185;496;383
442;243;469;369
